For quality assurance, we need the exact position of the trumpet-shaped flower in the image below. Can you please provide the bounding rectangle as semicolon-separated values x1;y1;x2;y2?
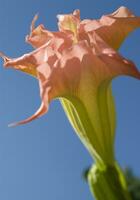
1;7;140;165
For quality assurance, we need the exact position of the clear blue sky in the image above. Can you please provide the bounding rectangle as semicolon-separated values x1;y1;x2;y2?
0;0;140;199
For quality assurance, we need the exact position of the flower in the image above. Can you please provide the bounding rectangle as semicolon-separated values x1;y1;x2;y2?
1;7;140;165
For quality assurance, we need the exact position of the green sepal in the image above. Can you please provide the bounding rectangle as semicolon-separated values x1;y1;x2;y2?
88;163;132;200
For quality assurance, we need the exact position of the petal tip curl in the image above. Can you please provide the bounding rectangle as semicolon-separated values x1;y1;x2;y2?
30;13;39;33
110;6;135;18
0;52;10;65
8;102;48;127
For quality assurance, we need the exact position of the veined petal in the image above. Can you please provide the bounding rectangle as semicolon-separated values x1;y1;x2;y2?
57;10;80;42
57;9;80;32
88;32;140;79
80;6;140;49
26;14;53;48
26;24;53;48
1;42;59;77
26;15;73;49
0;51;37;77
1;32;140;126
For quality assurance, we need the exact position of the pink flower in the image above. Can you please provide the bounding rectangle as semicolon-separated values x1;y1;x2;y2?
1;6;140;164
1;7;140;126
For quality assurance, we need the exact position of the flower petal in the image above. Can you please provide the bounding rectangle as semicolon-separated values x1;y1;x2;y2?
9;102;48;126
26;15;73;49
26;24;53;48
1;42;58;77
80;6;140;49
88;32;140;79
1;7;140;127
37;36;140;112
0;51;37;77
57;9;80;32
7;62;55;126
57;10;80;43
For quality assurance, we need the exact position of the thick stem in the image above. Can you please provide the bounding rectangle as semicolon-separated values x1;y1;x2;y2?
88;162;132;200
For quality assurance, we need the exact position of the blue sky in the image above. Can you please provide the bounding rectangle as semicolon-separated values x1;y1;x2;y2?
0;0;140;199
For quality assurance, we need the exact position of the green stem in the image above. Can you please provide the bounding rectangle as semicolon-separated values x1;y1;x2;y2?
88;162;132;200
